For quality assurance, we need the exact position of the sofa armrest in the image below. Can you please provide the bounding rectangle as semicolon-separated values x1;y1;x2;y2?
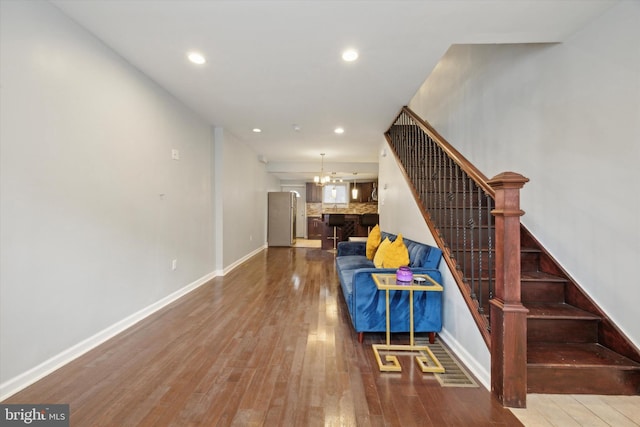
337;241;366;257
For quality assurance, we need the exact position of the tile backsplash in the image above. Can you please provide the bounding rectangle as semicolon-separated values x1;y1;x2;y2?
306;202;378;217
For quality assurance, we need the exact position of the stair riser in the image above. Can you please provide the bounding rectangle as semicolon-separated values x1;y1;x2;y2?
466;281;567;306
528;319;599;343
528;366;640;395
521;283;565;304
453;252;546;276
521;252;540;271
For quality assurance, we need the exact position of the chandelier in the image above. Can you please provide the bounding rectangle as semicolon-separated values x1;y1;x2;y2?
314;153;331;186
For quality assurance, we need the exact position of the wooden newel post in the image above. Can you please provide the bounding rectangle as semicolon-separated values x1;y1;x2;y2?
487;171;529;408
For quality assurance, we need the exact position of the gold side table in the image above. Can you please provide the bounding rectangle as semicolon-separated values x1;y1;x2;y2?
371;273;445;373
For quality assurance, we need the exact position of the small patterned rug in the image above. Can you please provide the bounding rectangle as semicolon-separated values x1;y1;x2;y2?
416;338;479;388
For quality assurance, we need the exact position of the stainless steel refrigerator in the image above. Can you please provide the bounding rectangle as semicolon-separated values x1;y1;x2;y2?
268;192;297;247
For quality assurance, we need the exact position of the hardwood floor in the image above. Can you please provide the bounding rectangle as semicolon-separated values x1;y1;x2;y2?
4;247;523;426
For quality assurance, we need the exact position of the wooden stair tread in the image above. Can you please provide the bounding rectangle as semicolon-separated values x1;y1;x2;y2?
520;271;565;282
525;302;601;320
520;247;541;253
528;343;640;368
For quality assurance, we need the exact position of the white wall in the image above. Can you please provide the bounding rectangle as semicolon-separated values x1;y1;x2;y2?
409;0;640;348
378;146;491;388
0;1;215;394
213;129;275;271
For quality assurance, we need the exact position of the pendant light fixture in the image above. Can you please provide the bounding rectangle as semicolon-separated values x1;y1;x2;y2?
351;173;358;200
314;153;330;186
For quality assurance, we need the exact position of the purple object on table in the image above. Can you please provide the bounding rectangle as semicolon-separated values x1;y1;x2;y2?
396;266;413;283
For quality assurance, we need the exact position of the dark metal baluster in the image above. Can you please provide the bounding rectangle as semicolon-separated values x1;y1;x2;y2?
456;164;464;268
468;177;476;301
461;171;467;280
416;127;421;202
450;163;456;261
413;123;420;186
435;146;442;233
442;155;449;247
485;194;495;329
420;132;426;205
447;156;454;247
400;120;405;164
477;186;484;315
428;137;435;214
438;151;442;238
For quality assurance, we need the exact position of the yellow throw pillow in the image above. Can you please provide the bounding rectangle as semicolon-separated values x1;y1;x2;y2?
383;233;410;269
373;237;391;268
366;224;381;260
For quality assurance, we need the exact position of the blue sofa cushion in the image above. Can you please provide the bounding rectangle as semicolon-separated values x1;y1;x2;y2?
347;267;443;332
336;255;374;272
337;241;366;257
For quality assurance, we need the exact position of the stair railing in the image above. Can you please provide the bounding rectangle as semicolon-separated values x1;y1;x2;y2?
385;106;528;407
386;107;496;343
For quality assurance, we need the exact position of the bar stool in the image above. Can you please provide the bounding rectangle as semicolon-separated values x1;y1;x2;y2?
327;214;345;252
360;213;379;235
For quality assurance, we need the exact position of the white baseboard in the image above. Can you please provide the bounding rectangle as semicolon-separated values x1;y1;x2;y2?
2;245;307;401
0;270;218;401
438;329;491;390
222;245;266;275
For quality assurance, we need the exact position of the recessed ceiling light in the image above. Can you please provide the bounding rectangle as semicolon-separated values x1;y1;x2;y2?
252;128;262;133
342;49;359;62
334;127;345;134
187;51;206;65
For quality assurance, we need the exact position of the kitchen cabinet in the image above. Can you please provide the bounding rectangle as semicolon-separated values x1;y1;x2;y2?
306;183;322;203
350;181;378;203
307;217;323;239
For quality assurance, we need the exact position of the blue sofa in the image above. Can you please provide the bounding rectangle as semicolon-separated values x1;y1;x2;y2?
336;232;443;343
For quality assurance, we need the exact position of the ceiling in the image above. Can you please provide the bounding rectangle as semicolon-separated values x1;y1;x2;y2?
51;0;616;182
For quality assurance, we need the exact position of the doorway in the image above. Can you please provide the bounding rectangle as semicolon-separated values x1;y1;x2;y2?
281;184;307;238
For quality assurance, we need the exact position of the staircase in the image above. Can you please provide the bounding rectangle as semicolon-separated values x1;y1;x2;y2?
385;106;640;398
520;229;640;394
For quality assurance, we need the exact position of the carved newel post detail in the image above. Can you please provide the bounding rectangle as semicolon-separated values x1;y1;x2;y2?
487;171;529;408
